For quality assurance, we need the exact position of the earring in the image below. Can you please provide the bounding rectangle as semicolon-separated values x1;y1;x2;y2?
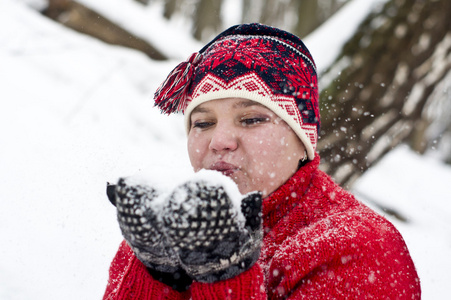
301;151;307;162
297;151;308;170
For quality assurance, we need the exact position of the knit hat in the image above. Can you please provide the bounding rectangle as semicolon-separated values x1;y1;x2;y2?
154;23;319;160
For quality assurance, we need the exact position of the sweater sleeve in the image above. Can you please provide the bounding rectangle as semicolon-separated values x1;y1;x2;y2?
103;240;190;300
190;263;266;300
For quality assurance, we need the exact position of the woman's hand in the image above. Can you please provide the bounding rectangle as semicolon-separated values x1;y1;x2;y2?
162;181;263;283
114;178;180;273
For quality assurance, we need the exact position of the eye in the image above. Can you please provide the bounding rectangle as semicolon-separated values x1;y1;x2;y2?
192;120;215;129
240;117;270;126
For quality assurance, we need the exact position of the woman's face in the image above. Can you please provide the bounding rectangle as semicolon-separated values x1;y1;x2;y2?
187;98;306;197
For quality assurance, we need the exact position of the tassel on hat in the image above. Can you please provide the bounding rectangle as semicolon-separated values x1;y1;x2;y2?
154;52;203;114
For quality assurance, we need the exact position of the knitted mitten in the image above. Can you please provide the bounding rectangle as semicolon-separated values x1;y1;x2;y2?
162;180;263;283
114;178;179;273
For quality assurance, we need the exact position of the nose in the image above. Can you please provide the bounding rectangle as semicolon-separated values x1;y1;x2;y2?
209;122;238;153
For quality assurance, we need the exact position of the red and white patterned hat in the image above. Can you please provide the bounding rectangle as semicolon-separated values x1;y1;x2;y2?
154;23;319;160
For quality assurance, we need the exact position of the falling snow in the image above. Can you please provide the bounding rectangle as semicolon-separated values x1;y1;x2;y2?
1;0;450;299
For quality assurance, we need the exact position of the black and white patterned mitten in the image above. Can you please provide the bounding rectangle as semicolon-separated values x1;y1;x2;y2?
114;178;179;273
162;180;263;283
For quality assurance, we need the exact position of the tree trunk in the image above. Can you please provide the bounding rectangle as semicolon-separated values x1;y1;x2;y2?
43;0;167;60
293;0;319;38
134;0;150;5
318;0;451;188
193;0;223;41
259;0;291;30
241;0;262;25
163;0;181;19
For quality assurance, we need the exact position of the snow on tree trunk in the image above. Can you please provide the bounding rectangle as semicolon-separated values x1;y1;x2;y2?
318;0;451;188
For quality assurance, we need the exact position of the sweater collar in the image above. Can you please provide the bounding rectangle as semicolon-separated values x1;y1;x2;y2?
262;154;320;229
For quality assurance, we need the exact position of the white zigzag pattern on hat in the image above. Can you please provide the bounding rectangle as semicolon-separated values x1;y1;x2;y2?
191;72;304;123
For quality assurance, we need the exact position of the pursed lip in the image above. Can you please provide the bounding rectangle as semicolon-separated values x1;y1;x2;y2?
209;161;239;176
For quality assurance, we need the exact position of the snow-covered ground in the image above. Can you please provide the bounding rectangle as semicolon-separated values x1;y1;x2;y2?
0;0;450;299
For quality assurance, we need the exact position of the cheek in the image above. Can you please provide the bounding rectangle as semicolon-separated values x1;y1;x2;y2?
247;133;287;160
187;133;207;169
244;137;280;177
248;132;297;173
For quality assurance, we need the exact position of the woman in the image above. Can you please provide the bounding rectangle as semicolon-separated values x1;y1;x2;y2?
104;23;420;299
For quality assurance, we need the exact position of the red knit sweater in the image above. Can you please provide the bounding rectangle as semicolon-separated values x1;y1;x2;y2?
103;156;421;299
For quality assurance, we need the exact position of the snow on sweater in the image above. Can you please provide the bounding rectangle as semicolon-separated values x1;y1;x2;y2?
103;155;421;299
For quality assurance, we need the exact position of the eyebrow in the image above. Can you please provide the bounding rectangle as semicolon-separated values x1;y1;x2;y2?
233;99;262;109
191;106;210;114
191;99;262;114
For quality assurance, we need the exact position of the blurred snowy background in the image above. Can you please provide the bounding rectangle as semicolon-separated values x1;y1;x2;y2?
1;0;450;299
